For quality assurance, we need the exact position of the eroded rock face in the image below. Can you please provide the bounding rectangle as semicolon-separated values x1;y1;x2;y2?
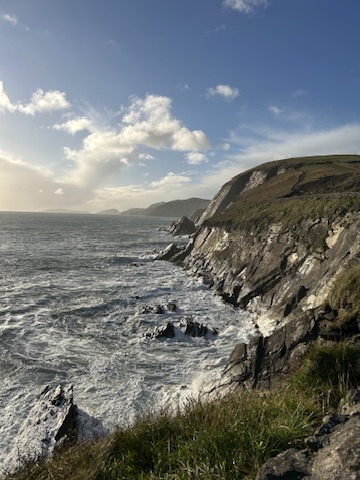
202;311;318;397
256;389;360;480
180;213;360;325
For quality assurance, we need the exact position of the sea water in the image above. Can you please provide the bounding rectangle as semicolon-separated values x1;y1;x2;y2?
0;212;258;470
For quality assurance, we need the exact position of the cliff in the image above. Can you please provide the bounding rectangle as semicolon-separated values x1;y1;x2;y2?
160;154;360;392
179;156;359;319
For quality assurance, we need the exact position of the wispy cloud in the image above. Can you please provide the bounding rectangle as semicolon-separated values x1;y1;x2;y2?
1;13;18;26
206;84;239;101
150;172;191;188
0;82;70;115
293;89;306;98
268;105;283;115
223;0;269;15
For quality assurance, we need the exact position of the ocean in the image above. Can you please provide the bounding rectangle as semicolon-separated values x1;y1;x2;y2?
0;212;257;470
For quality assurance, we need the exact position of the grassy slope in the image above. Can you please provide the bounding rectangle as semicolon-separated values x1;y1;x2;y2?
207;155;360;230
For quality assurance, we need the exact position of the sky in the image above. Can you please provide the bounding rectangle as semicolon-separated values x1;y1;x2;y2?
1;0;360;212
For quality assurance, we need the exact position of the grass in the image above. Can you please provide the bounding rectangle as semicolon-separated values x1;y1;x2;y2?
5;342;360;480
328;261;360;325
206;154;360;232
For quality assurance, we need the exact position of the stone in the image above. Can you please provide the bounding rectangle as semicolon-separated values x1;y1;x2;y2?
145;322;175;339
180;318;218;337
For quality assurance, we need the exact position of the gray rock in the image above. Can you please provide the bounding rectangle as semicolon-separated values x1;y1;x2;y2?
145;322;175;339
180;318;218;337
256;389;360;480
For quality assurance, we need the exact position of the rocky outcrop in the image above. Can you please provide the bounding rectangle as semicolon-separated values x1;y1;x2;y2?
167;216;197;236
4;384;78;473
256;389;360;480
180;318;218;337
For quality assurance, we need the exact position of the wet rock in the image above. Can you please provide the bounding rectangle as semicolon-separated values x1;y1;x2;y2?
138;304;165;314
145;322;175;339
167;302;177;312
156;242;183;261
216;311;318;393
180;318;218;337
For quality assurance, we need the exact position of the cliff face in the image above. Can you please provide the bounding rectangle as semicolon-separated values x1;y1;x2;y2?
180;155;360;328
183;213;360;325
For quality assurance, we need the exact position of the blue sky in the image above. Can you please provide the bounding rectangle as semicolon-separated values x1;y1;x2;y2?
0;0;360;212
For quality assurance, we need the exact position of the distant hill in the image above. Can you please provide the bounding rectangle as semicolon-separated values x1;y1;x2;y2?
97;208;121;215
121;198;210;218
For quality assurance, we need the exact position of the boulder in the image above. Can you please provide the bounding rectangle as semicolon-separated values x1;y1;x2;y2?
137;304;165;314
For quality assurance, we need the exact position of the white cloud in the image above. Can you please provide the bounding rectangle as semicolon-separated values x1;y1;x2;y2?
185;152;208;165
54;188;64;195
0;82;70;115
18;89;70;115
53;117;92;135
223;0;268;15
206;84;239;101
63;94;210;187
150;172;191;188
269;105;283;115
0;82;16;113
1;13;18;25
138;153;155;160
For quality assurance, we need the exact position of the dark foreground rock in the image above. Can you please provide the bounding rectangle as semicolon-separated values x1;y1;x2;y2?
4;384;78;473
256;389;360;480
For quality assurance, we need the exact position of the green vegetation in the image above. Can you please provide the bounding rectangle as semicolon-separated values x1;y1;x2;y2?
5;342;360;480
207;155;360;231
328;261;360;325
